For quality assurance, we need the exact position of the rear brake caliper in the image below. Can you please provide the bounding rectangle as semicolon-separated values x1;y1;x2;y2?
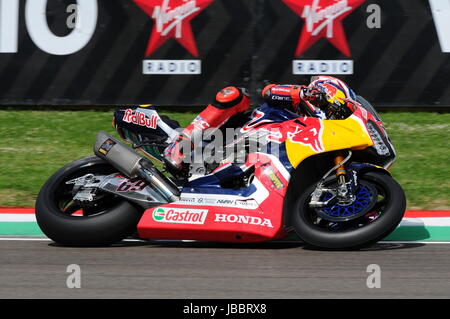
66;174;104;206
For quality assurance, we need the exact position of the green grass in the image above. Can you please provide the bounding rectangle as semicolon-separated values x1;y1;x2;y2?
0;110;448;209
381;113;450;210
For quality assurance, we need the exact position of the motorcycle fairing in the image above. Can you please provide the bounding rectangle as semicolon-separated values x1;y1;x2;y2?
136;103;391;242
137;153;289;242
114;105;180;162
241;104;300;131
285;114;374;169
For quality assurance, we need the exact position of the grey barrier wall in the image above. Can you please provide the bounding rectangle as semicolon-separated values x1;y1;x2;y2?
0;0;449;107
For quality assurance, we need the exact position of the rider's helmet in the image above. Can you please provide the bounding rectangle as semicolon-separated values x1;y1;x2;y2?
301;76;358;119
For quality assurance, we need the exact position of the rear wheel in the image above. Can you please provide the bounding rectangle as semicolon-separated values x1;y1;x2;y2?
35;156;143;246
291;171;406;250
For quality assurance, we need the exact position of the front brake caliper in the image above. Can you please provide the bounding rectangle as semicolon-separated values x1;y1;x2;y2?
309;187;337;208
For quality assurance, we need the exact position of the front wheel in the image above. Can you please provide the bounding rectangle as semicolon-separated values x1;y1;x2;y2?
35;156;143;246
291;171;406;250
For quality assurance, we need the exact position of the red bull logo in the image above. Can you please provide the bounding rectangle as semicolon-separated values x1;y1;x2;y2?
320;82;338;97
123;109;158;129
287;117;324;152
319;82;346;105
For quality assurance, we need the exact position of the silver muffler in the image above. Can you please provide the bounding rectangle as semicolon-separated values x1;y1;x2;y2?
93;131;180;202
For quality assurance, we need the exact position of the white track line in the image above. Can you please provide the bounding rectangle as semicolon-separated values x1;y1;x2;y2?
0;237;50;241
274;240;450;245
0;238;195;243
0;214;36;222
378;240;450;245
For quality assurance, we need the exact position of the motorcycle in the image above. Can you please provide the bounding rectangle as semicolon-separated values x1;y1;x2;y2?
35;95;406;249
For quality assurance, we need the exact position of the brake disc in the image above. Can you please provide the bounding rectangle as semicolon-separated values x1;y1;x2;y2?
315;181;378;222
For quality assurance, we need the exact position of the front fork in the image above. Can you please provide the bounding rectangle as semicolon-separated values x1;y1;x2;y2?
309;150;357;208
334;153;357;205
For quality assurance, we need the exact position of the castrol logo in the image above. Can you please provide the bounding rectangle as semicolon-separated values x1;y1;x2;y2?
152;207;208;224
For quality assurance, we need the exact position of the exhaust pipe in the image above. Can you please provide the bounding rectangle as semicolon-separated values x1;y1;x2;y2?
94;131;180;202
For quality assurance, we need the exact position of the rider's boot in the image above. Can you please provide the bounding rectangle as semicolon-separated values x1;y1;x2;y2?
163;86;251;173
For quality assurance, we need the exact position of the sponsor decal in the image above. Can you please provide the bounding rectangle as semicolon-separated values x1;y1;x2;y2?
191;115;210;130
123;109;158;129
179;196;259;208
282;0;365;75
270;95;291;101
267;172;284;189
215;214;274;228
262;164;284;190
179;196;196;203
153;207;208;224
216;199;234;205
0;0;98;55
241;115;326;149
287;117;324;152
429;0;450;53
271;87;291;94
293;60;353;75
133;0;213;74
143;60;201;74
233;199;259;208
98;139;116;156
116;179;147;192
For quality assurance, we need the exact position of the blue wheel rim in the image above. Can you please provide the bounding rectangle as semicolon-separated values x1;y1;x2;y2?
317;182;377;222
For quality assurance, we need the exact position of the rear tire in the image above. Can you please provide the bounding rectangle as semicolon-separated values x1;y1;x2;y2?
291;171;406;250
35;156;143;247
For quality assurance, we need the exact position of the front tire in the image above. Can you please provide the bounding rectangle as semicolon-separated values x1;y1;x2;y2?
291;171;406;250
35;156;143;246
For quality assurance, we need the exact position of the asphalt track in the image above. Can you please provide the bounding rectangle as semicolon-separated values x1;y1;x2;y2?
0;239;449;299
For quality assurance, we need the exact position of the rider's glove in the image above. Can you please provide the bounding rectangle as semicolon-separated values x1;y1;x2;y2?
301;85;328;109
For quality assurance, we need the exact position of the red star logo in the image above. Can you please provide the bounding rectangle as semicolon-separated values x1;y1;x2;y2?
133;0;213;57
282;0;365;57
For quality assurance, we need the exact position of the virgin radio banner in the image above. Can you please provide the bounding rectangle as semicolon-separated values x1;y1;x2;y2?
0;0;449;107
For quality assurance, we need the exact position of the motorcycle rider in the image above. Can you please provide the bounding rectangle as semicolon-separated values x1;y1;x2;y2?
163;76;358;173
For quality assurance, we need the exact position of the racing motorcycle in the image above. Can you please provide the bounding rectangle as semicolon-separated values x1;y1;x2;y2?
35;95;406;250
